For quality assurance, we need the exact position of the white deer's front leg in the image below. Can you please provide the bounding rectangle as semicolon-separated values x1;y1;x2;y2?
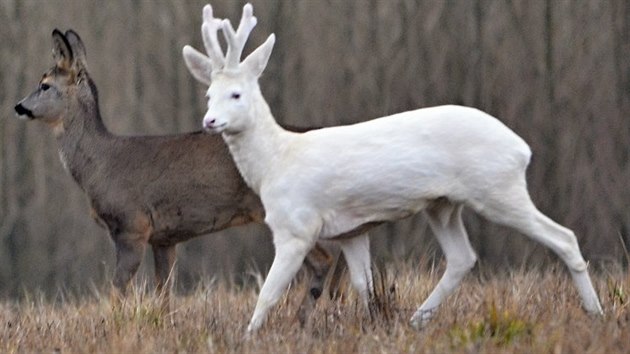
247;232;313;333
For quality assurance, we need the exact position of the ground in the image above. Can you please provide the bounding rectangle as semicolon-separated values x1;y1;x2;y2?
1;262;628;353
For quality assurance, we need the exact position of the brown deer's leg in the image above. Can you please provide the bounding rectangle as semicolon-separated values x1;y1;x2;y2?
327;249;346;300
152;244;176;313
112;235;146;295
153;244;177;293
296;243;337;326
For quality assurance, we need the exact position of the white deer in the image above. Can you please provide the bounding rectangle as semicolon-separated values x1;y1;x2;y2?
183;3;603;333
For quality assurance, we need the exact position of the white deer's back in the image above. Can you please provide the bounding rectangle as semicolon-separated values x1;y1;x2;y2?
262;105;531;238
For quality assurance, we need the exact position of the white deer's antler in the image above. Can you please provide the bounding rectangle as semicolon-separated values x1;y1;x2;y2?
183;3;269;84
201;4;225;69
222;3;258;70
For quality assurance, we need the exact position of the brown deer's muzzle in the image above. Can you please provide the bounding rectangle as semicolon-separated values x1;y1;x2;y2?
14;103;34;119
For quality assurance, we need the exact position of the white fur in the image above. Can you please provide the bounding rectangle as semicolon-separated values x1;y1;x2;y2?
184;3;603;334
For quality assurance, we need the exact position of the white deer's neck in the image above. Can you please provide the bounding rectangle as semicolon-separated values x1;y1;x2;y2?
222;100;290;194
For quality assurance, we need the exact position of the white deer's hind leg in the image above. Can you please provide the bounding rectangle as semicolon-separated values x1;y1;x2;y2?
337;233;373;307
518;211;601;314
475;183;603;315
569;267;603;315
247;231;313;333
410;203;477;329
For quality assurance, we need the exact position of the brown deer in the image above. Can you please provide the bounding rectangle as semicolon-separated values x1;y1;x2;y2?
14;29;353;320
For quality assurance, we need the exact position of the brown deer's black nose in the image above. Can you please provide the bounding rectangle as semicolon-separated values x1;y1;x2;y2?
14;103;34;118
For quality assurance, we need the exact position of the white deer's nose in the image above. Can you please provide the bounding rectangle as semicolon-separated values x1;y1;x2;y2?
203;117;217;130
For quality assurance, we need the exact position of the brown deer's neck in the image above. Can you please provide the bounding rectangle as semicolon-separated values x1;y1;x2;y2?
56;78;113;187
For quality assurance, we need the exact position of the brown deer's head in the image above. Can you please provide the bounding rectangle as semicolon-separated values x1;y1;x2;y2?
15;29;89;131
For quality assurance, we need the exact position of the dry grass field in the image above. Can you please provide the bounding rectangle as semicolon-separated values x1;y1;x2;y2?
0;262;628;353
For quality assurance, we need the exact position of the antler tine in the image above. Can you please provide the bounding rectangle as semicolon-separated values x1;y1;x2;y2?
201;4;225;69
222;3;258;69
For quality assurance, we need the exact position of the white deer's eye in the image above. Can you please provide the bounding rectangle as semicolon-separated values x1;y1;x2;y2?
231;92;241;100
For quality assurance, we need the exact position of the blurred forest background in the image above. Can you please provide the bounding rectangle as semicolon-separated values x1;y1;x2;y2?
0;0;628;299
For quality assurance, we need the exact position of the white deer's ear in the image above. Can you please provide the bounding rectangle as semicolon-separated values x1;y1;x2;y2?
241;34;275;78
183;45;213;86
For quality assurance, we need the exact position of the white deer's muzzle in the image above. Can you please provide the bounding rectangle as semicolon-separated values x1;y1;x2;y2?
203;114;227;134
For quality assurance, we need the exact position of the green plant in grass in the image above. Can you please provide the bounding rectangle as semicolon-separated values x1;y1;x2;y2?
449;302;533;348
606;277;627;309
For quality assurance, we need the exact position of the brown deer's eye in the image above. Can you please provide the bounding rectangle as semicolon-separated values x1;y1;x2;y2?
40;83;51;91
231;92;241;100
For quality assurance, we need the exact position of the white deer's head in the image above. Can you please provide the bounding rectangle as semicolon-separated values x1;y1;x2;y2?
183;3;275;134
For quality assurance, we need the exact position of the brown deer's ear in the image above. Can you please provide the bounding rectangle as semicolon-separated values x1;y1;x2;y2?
52;29;73;69
64;30;88;71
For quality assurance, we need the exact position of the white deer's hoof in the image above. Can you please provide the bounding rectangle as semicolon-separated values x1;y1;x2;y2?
409;309;434;330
